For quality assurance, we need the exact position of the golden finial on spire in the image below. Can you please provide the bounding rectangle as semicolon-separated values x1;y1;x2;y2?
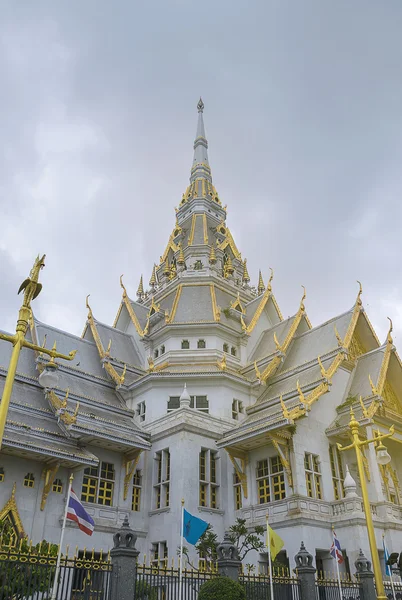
386;317;393;345
300;286;306;312
334;326;344;348
356;280;363;306
267;268;274;292
120;274;128;298
149;265;157;287
137;275;144;297
359;395;369;419
257;270;265;295
242;259;250;284
209;245;217;265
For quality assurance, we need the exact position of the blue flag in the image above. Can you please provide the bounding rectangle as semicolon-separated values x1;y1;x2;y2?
383;537;391;577
183;509;208;545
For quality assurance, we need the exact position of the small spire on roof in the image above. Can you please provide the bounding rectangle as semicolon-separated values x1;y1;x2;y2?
137;275;144;299
149;264;157;288
257;270;265;295
177;243;185;265
242;259;250;284
209;245;217;265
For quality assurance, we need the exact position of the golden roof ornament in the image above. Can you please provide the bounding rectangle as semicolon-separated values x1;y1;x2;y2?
242;259;250;284
136;275;144;299
257;270;265;295
177;244;185;265
209;245;217;265
149;264;157;288
224;255;234;277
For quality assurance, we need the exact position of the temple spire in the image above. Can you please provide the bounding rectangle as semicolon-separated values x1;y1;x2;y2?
190;98;212;183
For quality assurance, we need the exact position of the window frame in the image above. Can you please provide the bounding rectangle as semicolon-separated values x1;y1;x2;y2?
154;449;170;509
81;462;115;506
199;448;219;509
304;453;322;499
256;456;286;504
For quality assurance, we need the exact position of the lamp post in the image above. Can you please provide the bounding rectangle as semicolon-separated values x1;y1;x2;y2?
337;408;394;600
0;254;76;448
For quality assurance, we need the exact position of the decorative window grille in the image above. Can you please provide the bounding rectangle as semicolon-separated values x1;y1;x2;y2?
329;445;345;500
232;399;244;420
223;343;229;353
256;456;286;504
167;395;209;413
81;462;115;506
197;339;206;349
233;472;242;510
199;449;219;508
154;450;170;509
52;478;63;493
151;542;168;568
136;401;146;423
0;468;4;482
23;473;35;488
132;470;142;511
181;340;190;349
304;453;322;499
231;346;237;356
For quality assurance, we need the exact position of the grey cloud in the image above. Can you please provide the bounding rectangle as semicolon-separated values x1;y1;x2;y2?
1;0;402;346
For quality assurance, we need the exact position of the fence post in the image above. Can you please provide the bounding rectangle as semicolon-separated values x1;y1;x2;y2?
355;549;377;600
294;541;316;600
110;516;139;600
216;531;242;581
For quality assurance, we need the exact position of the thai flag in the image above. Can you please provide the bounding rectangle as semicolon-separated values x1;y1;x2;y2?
330;530;344;564
66;489;95;536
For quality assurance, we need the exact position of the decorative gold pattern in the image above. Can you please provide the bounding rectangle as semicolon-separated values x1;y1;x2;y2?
123;450;142;501
209;284;221;322
165;285;182;324
269;434;293;489
85;295;127;387
226;449;248;498
120;275;150;337
0;483;25;540
40;464;60;510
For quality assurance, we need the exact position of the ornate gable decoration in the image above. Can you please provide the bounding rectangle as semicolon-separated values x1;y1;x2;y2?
0;483;25;544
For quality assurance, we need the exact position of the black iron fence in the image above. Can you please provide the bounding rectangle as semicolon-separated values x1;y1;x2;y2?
0;545;112;600
134;563;218;599
316;576;361;600
240;572;302;599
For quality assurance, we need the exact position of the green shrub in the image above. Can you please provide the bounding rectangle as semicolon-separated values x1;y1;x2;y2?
134;579;158;599
199;577;246;600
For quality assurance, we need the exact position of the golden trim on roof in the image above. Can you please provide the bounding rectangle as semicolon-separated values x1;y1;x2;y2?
188;214;197;246
165;285;182;324
202;213;209;244
230;292;246;314
160;227;180;263
85;295;127;387
0;483;25;540
217;226;241;259
120;276;150;337
243;269;274;335
376;318;393;395
210;284;221;322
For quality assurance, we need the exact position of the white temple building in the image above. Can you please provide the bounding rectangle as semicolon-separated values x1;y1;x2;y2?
1;99;402;576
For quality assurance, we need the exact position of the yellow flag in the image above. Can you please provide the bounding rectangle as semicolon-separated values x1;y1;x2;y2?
267;524;284;561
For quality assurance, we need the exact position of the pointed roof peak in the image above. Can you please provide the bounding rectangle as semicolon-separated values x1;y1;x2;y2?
191;98;211;183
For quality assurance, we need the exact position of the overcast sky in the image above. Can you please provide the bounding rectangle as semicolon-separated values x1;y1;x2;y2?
1;1;402;348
